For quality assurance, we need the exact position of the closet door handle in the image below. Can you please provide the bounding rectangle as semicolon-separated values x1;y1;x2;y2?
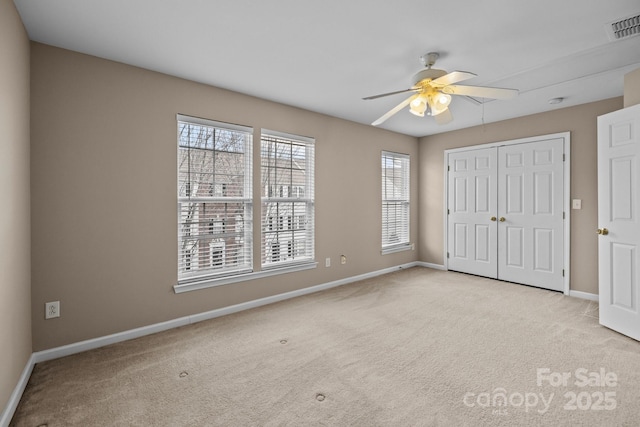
499;217;506;222
490;216;497;222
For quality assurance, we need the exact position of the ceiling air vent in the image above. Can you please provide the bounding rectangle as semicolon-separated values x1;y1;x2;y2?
605;14;640;41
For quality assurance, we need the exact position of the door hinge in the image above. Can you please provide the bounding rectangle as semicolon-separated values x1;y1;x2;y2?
563;154;566;162
447;252;450;258
448;165;450;171
563;211;565;219
562;269;565;277
447;209;450;215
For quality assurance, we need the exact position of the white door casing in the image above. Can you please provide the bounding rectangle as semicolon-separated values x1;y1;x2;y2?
447;148;498;278
445;133;569;293
598;103;640;341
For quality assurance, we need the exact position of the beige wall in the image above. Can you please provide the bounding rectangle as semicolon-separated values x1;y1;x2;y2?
624;68;640;108
30;43;419;351
418;97;623;294
23;34;640;353
0;0;31;413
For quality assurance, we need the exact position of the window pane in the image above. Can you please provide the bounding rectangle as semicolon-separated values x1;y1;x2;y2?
178;201;252;275
382;152;410;249
178;117;252;281
261;133;314;267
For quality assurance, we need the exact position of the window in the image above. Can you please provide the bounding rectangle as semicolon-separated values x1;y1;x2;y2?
261;131;314;268
381;151;410;253
177;115;253;282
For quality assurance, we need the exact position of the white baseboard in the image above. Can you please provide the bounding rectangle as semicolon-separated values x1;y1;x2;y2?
32;317;192;364
33;261;420;364
0;354;35;427
1;262;597;424
415;263;597;303
416;261;446;270
569;290;599;302
4;262;421;423
191;261;419;324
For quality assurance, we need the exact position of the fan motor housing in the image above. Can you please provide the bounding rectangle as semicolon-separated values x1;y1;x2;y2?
413;68;447;86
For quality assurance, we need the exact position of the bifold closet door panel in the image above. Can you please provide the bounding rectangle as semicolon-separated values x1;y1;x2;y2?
497;139;564;291
447;148;498;278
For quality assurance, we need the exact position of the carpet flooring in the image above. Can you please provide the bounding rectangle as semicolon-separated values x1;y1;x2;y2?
10;267;640;426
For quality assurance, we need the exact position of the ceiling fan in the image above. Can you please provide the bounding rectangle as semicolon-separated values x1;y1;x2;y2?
364;52;518;126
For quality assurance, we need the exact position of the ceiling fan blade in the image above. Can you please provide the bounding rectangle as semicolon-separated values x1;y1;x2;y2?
372;95;417;126
363;88;418;100
444;85;518;100
430;71;477;87
433;108;453;125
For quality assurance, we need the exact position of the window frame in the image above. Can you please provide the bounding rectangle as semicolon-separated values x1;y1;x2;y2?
174;118;318;294
260;129;316;271
381;150;411;254
176;114;254;284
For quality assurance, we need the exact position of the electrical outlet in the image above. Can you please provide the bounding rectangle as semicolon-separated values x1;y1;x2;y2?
45;301;60;319
341;255;347;265
325;257;331;267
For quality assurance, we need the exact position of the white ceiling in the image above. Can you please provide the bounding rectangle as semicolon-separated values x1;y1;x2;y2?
13;0;640;137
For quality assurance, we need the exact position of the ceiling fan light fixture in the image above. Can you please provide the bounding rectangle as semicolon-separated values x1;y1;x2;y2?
366;51;518;126
436;93;451;106
409;95;428;116
430;103;448;116
425;92;450;116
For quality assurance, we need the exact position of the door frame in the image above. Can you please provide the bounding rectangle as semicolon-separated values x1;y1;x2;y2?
443;132;571;295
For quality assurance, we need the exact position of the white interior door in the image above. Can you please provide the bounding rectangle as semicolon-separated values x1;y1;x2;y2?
598;104;640;341
497;139;565;291
447;148;498;277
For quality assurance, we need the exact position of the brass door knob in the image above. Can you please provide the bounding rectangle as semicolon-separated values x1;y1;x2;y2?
597;228;609;235
499;217;506;222
490;216;497;222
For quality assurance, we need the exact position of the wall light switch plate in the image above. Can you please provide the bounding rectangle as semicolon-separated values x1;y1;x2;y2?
572;199;582;209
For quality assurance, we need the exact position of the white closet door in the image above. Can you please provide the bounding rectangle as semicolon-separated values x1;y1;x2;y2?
598;104;640;341
497;139;564;291
447;148;498;278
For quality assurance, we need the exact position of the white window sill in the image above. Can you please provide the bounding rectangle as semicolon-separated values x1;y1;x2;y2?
381;243;413;255
174;261;318;294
